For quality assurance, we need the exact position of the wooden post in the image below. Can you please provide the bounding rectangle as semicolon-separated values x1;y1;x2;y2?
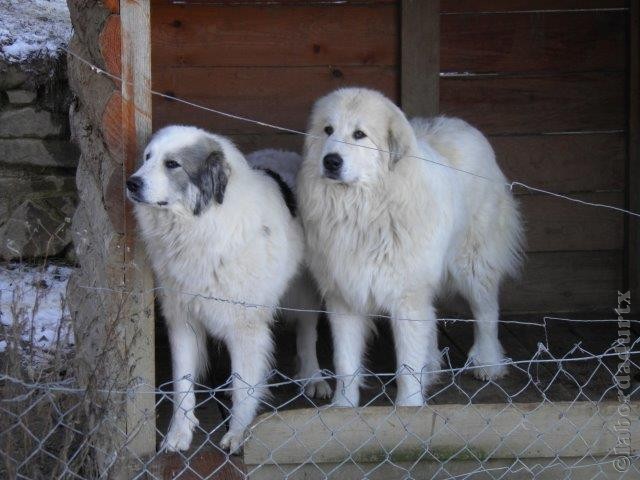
121;0;156;457
401;0;440;117
629;1;639;313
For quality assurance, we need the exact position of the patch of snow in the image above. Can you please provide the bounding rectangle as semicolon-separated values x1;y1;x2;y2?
0;263;74;362
0;0;72;64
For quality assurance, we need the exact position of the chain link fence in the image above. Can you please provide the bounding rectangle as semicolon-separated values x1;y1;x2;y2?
2;325;638;479
1;185;638;479
0;58;638;476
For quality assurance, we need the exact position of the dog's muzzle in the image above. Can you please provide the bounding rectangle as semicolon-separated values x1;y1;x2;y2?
323;153;343;180
126;175;144;202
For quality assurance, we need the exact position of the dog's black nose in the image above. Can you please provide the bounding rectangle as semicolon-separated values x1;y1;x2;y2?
323;153;343;173
126;176;143;193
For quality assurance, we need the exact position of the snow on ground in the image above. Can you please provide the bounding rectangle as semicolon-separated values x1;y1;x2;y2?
0;0;72;63
0;263;74;362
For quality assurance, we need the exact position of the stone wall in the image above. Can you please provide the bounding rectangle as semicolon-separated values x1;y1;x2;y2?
0;59;78;260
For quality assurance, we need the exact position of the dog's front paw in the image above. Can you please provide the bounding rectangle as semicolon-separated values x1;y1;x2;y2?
297;371;333;399
220;430;245;454
305;378;333;399
472;362;508;381
467;342;508;381
161;413;199;452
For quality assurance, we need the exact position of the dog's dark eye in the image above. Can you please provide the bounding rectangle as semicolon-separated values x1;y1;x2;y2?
353;130;366;140
165;159;180;169
145;152;151;161
324;126;334;136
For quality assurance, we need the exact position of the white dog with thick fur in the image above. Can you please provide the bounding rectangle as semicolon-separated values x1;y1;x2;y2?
298;88;524;407
126;126;328;453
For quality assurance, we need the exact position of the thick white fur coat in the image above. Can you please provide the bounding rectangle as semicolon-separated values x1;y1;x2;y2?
131;127;304;453
298;88;523;407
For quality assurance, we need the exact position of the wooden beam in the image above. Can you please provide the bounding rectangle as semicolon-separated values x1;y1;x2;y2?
245;402;640;465
121;0;156;456
401;0;440;117
628;0;640;314
152;3;399;68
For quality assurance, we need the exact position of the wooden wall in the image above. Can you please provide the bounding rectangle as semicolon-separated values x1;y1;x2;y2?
151;0;399;152
439;0;629;312
151;0;630;314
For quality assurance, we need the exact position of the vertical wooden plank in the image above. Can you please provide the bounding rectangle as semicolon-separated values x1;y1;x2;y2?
121;0;156;457
401;0;440;116
629;0;640;314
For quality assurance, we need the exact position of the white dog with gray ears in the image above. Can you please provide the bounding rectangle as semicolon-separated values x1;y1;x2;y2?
297;88;524;407
126;126;329;453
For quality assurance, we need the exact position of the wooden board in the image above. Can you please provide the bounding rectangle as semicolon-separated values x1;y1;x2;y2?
401;0;439;117
440;0;628;14
440;73;625;135
628;0;639;314
152;66;398;133
493;133;625;193
122;0;156;457
229;132;304;154
152;0;396;5
154;70;622;135
519;192;624;252
153;0;622;8
441;10;627;73
502;250;622;313
152;3;398;68
245;401;640;466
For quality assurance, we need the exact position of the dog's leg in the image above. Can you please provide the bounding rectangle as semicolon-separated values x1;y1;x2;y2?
288;273;332;399
220;314;273;453
467;289;507;380
296;313;332;399
326;295;370;407
162;319;205;452
391;296;440;406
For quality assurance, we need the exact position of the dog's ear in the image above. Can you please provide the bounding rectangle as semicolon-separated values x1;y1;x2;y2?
387;107;418;164
190;150;229;215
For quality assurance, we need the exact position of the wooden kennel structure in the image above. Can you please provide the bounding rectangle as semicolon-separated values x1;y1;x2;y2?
71;0;638;468
147;0;637;314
